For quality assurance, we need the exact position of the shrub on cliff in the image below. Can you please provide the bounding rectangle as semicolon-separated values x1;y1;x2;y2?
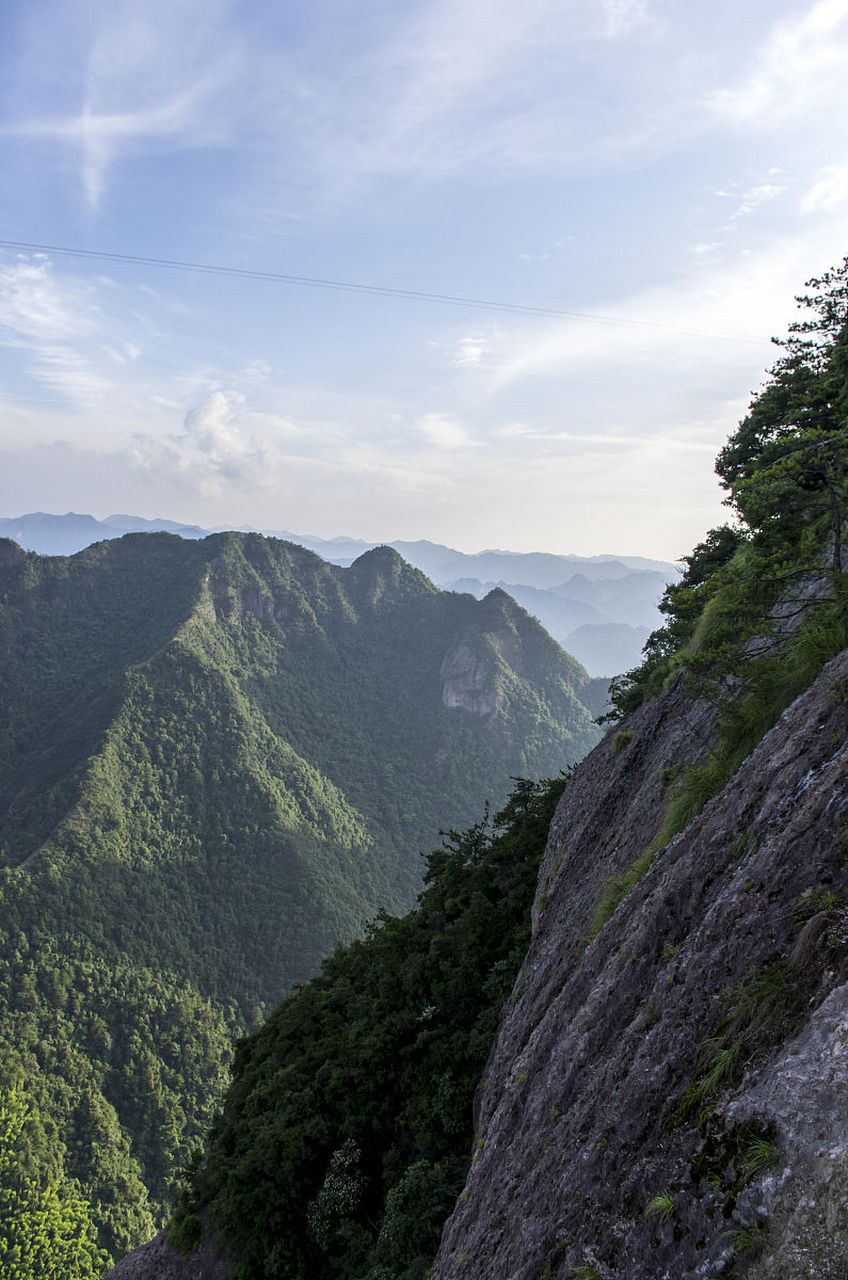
608;256;848;722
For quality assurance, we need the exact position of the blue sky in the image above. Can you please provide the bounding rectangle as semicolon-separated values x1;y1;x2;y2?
1;0;847;557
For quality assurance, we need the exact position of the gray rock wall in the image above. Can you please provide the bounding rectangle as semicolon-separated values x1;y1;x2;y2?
433;651;848;1280
108;1230;232;1280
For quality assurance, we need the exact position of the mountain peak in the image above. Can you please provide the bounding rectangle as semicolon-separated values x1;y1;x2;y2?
0;537;27;569
348;544;436;601
351;543;405;569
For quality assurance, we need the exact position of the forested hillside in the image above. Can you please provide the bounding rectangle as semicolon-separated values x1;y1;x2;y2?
167;776;568;1280
0;532;600;1266
0;516;674;677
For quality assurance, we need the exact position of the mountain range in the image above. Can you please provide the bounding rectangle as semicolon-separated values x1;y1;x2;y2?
0;529;602;1264
0;513;677;675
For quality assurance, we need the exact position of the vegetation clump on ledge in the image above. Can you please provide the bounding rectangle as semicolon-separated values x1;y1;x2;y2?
609;258;848;726
590;259;848;936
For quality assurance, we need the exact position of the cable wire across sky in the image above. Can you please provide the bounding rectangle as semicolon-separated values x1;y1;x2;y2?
0;239;770;344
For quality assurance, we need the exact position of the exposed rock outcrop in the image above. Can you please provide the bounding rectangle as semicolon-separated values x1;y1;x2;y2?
433;650;848;1280
108;1230;232;1280
440;639;503;714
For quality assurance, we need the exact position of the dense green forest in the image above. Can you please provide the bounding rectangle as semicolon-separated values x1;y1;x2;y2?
173;775;567;1280
0;1084;108;1280
169;259;848;1280
0;534;601;1262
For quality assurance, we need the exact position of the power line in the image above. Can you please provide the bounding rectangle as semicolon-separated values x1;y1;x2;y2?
0;238;770;343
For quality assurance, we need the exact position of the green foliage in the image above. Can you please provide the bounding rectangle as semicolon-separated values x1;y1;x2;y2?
167;1205;203;1257
592;585;848;938
794;886;842;921
607;257;848;725
605;525;749;721
723;1224;768;1258
0;534;599;1257
0;1083;108;1280
180;776;567;1280
610;730;633;754
644;1191;675;1225
0;927;229;1260
678;962;788;1123
590;846;656;939
737;1131;777;1187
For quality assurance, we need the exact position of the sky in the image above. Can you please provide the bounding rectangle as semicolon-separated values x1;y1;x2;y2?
0;0;847;559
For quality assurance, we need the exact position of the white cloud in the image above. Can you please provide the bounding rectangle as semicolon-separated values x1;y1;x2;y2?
452;335;490;367
7;93;211;208
0;257;111;402
130;391;277;497
489;228;848;403
801;160;848;212
710;0;848;129
416;412;476;449
598;0;652;39
3;0;242;207
729;180;786;220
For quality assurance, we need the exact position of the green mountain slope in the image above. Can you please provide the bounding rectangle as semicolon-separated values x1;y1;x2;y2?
0;531;600;1261
169;776;567;1280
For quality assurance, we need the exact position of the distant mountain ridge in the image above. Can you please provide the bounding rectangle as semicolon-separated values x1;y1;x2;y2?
0;511;675;577
0;513;677;674
0;530;602;1264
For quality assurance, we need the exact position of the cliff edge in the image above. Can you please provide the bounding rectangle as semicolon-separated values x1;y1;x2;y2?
108;1229;231;1280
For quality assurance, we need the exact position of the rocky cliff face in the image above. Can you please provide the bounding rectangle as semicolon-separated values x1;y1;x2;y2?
440;639;504;714
109;1228;231;1280
432;649;848;1280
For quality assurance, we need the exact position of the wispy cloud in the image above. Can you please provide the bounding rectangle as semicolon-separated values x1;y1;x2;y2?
488;226;848;402
26;345;112;402
690;241;721;256
451;334;491;367
245;0;683;205
417;412;477;449
709;0;848;129
0;257;111;402
0;257;97;343
3;0;241;208
728;178;786;221
6;92;213;209
801;159;848;212
102;340;142;364
598;0;653;39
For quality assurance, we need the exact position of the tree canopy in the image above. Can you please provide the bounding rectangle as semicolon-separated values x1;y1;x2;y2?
607;256;848;722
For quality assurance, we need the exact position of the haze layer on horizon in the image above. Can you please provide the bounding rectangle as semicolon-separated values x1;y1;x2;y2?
1;0;848;559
